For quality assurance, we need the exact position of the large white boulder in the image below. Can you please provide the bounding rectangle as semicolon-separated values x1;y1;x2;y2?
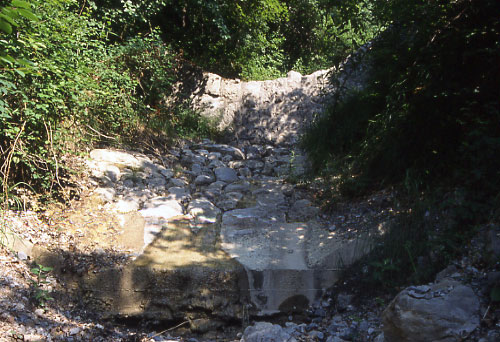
382;279;480;342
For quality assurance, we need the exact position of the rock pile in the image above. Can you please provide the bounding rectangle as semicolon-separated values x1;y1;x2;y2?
190;70;332;146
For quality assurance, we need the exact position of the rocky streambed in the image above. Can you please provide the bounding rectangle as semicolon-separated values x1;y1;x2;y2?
75;141;378;322
2;138;498;342
1;64;498;341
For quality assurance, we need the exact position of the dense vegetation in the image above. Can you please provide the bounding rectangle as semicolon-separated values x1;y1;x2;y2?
87;0;379;79
303;0;500;288
0;0;375;203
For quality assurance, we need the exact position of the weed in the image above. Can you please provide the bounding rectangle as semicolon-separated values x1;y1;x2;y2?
374;297;385;307
29;263;54;307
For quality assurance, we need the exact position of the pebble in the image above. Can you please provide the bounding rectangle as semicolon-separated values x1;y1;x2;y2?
17;251;28;260
69;327;81;335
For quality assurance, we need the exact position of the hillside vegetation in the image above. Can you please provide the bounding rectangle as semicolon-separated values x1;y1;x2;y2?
0;0;376;203
303;0;500;287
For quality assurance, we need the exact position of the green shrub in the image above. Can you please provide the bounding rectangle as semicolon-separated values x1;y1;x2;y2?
0;0;213;202
304;0;500;287
304;0;500;197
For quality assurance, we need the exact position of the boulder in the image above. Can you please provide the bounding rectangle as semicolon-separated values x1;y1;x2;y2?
188;198;221;224
217;192;244;211
194;174;215;186
90;149;141;169
114;197;140;213
382;279;480;342
215;167;239;183
288;199;320;222
241;322;296;342
139;196;184;220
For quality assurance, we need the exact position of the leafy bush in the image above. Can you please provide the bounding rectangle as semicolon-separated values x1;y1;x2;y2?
304;0;500;197
303;0;500;287
86;0;380;80
0;0;217;204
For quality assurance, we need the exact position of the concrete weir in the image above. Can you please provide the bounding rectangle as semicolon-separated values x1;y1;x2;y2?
77;220;251;323
28;142;379;325
221;209;372;315
69;211;371;321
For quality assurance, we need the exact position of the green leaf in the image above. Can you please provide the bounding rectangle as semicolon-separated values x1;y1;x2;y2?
0;19;13;34
14;68;25;77
1;9;19;24
17;8;38;21
0;55;14;65
16;58;34;67
11;0;32;10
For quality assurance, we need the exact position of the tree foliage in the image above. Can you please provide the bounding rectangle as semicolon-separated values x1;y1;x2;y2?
304;0;500;198
301;0;500;287
86;0;379;79
0;0;215;201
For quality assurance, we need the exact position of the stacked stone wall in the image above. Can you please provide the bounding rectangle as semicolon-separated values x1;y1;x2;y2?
189;70;333;146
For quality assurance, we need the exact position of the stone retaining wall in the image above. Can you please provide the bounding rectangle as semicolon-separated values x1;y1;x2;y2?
189;69;333;146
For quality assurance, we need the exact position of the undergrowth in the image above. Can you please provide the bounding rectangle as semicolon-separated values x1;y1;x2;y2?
0;0;218;210
303;0;500;288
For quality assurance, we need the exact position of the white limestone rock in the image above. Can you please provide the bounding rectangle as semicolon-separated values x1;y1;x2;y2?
382;279;480;342
241;322;296;342
90;149;141;169
139;196;184;220
187;198;221;224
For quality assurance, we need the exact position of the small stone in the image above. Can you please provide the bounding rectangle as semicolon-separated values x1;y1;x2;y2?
191;163;203;176
17;251;28;260
309;330;324;340
358;320;369;332
313;307;326;317
194;174;214;186
239;167;252;178
222;154;233;162
336;293;353;311
208;152;221;160
160;169;174;179
69;327;81;335
188;198;221;224
326;336;347;342
168;178;188;187
306;323;319;331
94;187;116;202
214;167;239;183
